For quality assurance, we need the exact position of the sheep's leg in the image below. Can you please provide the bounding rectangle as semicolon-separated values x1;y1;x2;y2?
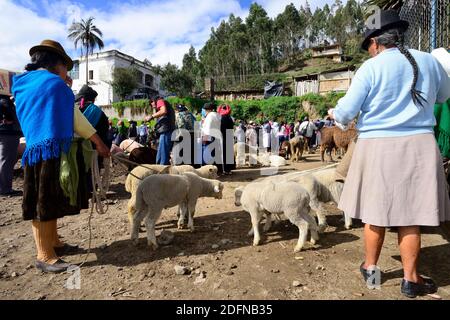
293;220;309;253
131;209;147;246
250;210;263;246
310;200;328;233
302;211;320;245
344;211;352;230
263;213;273;232
178;203;188;230
145;212;159;250
127;197;135;226
187;201;197;232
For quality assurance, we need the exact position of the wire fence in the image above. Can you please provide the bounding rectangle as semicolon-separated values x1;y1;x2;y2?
400;0;449;52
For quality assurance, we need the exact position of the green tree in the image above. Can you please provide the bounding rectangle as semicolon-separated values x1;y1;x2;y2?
68;17;104;84
110;67;139;101
160;63;193;97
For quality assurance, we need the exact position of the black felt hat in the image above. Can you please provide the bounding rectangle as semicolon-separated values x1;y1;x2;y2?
361;10;409;51
75;85;98;102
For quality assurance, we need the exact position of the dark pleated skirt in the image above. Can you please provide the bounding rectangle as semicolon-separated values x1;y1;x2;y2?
22;141;90;222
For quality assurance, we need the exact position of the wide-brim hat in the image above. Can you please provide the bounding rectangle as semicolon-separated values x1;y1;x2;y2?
29;39;74;71
75;84;98;102
361;10;409;51
432;48;450;77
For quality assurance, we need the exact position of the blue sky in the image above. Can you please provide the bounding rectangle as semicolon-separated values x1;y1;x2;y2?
1;0;344;71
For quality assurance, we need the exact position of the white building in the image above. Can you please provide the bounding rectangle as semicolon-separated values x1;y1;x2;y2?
70;50;162;106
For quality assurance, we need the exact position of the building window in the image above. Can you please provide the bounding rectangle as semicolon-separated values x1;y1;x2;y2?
145;74;154;88
135;70;144;84
89;70;94;80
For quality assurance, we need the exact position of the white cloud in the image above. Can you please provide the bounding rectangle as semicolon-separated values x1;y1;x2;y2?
0;0;70;71
0;0;346;71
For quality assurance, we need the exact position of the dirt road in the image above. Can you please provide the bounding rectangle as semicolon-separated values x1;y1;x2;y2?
1;153;449;300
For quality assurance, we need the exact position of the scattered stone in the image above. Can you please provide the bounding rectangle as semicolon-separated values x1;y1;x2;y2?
292;281;302;287
25;265;33;270
213;227;220;231
211;244;219;249
331;250;337;254
220;239;232;246
148;270;156;278
427;294;442;300
11;272;19;278
194;272;206;285
352;292;364;297
174;265;189;275
117;267;123;271
177;252;185;256
295;256;304;260
225;271;234;276
344;249;349;252
242;289;248;295
230;264;237;269
271;269;280;273
316;265;325;271
194;269;201;275
158;230;174;246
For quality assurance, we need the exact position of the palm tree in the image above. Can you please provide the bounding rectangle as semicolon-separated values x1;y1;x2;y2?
68;17;104;84
366;0;404;10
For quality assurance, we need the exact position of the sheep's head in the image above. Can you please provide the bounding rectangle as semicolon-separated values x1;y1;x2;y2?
234;186;244;206
201;165;219;179
213;181;224;199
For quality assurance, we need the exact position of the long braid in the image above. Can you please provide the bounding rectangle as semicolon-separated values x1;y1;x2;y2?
376;28;427;108
395;41;427;108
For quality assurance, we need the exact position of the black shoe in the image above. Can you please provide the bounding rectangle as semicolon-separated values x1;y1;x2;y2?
401;277;438;298
360;262;378;285
35;259;72;273
54;244;80;256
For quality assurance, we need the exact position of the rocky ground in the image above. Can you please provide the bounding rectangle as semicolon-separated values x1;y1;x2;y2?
0;153;449;300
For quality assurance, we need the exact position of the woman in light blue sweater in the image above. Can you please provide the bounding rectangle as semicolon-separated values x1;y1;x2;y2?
329;10;450;298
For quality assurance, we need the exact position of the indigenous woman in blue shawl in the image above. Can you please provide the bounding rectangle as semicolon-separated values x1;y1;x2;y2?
12;40;110;273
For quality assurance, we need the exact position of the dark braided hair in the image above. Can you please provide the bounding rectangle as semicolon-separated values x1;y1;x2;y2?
375;28;427;108
25;50;65;74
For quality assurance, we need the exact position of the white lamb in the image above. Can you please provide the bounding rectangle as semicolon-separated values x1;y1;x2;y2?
257;154;287;167
125;165;218;222
132;172;224;249
262;167;350;230
234;181;319;252
119;139;143;153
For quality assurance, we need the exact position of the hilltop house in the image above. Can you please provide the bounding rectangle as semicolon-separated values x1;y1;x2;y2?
70;50;163;106
311;44;343;63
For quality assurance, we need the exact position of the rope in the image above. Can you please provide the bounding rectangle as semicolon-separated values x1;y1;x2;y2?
111;153;169;181
77;151;109;268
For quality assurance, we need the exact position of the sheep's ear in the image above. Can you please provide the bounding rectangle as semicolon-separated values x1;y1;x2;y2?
214;185;220;193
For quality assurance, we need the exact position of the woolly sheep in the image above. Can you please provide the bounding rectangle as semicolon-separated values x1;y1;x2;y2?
132;172;224;249
257;154;287;167
125;165;219;223
259;166;350;230
289;136;306;162
234;181;319;252
119;139;143;153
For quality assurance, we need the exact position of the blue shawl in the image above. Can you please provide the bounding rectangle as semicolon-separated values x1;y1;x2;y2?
82;103;102;127
12;70;74;166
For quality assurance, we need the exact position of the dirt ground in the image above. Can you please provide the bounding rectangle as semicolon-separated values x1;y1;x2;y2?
1;153;449;300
